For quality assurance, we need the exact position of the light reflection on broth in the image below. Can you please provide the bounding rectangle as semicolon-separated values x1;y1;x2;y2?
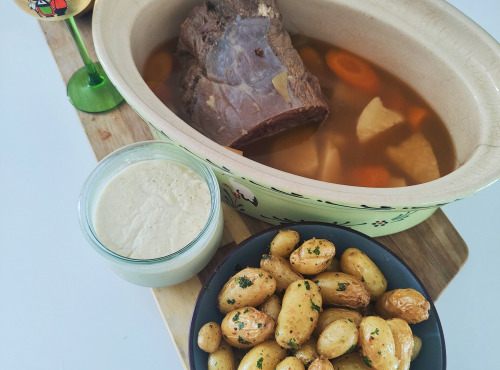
144;36;456;187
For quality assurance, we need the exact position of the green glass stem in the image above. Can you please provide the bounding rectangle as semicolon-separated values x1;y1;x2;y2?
62;16;124;113
64;17;103;86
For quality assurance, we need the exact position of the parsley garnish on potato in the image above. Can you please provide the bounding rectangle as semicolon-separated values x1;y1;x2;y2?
236;276;253;288
256;357;263;369
237;336;250;345
310;298;320;312
337;282;349;291
286;338;298;350
361;355;373;368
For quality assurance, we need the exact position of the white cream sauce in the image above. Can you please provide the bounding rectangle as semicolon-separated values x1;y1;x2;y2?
94;159;211;259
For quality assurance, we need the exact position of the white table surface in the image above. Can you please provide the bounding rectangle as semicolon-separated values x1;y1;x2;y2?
1;1;499;369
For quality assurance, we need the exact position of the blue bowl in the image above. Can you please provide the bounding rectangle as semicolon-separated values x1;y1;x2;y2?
189;222;446;369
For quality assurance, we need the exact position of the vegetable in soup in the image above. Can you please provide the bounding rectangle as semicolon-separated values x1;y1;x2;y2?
143;36;456;187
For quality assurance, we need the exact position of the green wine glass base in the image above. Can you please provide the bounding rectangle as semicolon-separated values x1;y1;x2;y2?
67;62;124;113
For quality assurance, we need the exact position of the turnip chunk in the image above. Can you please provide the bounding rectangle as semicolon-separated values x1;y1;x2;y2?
387;176;407;188
386;132;440;184
318;145;342;184
271;127;320;179
357;97;404;143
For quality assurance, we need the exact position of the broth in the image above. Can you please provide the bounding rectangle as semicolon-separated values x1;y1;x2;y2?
144;36;456;187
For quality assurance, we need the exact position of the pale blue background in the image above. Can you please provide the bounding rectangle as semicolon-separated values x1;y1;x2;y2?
1;1;499;369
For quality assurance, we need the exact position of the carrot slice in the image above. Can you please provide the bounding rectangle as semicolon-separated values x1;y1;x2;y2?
299;47;325;74
325;50;379;94
224;146;243;156
348;166;391;188
407;106;429;131
143;51;173;82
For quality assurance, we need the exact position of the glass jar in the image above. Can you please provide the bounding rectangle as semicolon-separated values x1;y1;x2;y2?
78;140;223;287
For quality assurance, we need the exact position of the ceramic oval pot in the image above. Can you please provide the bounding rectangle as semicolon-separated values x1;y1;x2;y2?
93;0;500;237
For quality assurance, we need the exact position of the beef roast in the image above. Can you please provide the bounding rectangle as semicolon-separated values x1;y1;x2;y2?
177;0;329;149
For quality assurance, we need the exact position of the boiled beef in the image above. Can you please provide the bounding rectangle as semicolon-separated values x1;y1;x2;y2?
177;0;329;149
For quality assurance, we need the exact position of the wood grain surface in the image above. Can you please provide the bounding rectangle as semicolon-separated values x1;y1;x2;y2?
40;13;469;369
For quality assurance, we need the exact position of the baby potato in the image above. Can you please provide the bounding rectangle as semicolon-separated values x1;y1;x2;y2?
294;337;320;367
258;294;282;323
386;318;414;370
330;353;372;369
220;307;275;349
276;356;306;370
314;308;363;337
308;357;334;370
340;248;387;301
323;256;341;272
411;335;423;361
237;340;287;370
275;279;322;349
198;321;222;353
359;316;399;370
375;288;430;324
217;267;276;314
290;238;336;275
208;340;236;370
269;229;300;257
260;254;303;293
317;319;359;359
314;272;370;309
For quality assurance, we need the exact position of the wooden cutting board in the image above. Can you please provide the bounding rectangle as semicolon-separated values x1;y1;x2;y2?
40;13;468;369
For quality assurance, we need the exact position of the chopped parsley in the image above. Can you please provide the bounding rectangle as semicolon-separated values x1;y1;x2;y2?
257;323;262;328
236;276;253;289
310;298;320;312
256;357;263;369
237;336;251;345
304;281;311;290
238;322;245;330
371;328;379;336
232;312;240;322
345;344;356;354
313;246;321;255
361;276;365;282
307;248;312;254
337;282;349;291
361;355;373;368
243;308;249;313
286;338;298;350
226;298;235;305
